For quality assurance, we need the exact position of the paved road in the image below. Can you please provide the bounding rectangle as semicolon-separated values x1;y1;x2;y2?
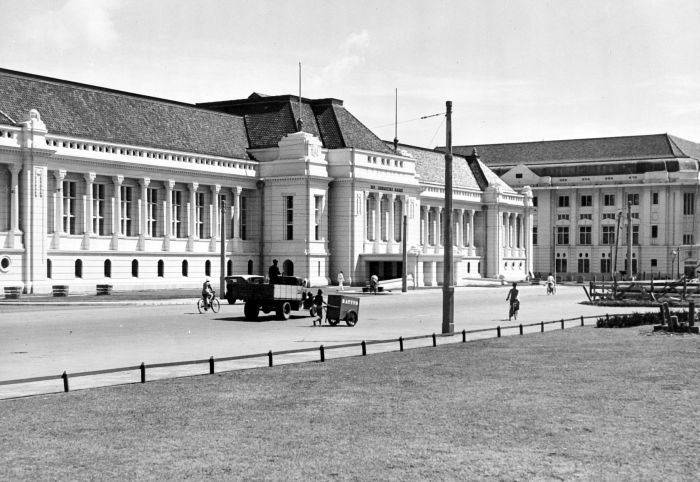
1;284;652;386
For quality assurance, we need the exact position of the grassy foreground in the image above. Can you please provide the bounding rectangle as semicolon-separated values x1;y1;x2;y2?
1;327;699;480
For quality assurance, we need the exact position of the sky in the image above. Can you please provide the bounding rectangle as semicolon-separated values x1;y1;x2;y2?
1;0;700;148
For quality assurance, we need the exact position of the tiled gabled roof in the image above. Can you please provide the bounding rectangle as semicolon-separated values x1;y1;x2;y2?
0;68;250;159
199;95;393;154
392;143;516;193
443;134;700;167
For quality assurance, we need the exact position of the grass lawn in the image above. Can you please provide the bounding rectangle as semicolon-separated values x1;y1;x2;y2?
1;326;699;480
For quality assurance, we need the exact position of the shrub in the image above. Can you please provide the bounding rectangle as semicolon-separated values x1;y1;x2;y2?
596;311;690;328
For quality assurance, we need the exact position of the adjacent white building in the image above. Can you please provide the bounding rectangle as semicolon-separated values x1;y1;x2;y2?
0;68;529;294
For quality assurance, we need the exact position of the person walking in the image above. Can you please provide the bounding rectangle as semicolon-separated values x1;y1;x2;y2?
313;289;325;326
506;282;520;321
337;271;345;291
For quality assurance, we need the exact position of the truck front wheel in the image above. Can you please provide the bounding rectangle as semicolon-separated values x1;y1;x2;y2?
244;302;259;321
276;302;291;320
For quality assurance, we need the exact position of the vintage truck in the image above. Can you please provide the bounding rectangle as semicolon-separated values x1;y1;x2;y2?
238;276;308;321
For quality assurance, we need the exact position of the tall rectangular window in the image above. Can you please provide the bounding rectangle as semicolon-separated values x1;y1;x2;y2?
147;187;158;237
121;185;132;236
532;196;538;207
683;234;694;244
580;195;592;207
627;193;639;205
532;226;538;245
651;225;658;238
577;258;590;273
555;258;567;273
314;195;322;241
558;196;570;208
600;258;611;273
171;190;182;238
602;226;615;245
603;194;615;206
633;225;639;245
683;192;695;215
285;196;294;240
195;192;205;238
579;226;592;245
63;180;77;234
240;196;247;240
92;183;105;235
556;226;569;245
652;192;659;204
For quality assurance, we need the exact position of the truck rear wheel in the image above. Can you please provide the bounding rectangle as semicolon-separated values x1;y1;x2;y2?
276;302;291;320
244;302;259;321
345;311;357;327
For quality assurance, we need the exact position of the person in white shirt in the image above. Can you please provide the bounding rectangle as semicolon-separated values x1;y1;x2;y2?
337;271;345;291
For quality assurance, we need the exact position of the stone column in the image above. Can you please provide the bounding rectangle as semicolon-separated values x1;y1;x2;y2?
52;170;66;248
163;180;174;251
83;173;95;249
388;193;396;251
469;209;475;255
138;177;149;250
210;184;221;252
457;208;464;247
374;192;381;245
435;206;442;253
232;187;241;251
189;182;198;238
111;175;123;249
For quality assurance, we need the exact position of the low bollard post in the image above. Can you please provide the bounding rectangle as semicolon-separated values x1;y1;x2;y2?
268;350;273;367
432;333;437;347
581;315;584;327
519;324;523;335
62;371;69;392
497;326;501;338
140;362;146;383
561;319;564;330
209;356;215;374
541;321;544;333
399;336;404;352
320;345;325;362
462;329;466;343
361;341;367;356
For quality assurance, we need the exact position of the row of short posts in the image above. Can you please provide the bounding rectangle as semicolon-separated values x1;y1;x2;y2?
58;317;592;393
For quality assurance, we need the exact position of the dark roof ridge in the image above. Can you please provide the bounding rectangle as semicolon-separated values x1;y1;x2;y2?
441;133;675;150
0;67;243;121
198;95;344;108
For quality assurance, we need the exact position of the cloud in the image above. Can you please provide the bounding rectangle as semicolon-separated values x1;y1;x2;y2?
310;30;371;88
14;0;120;52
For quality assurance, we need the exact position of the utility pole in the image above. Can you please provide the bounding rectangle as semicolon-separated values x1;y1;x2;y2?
220;200;226;296
613;210;622;280
402;214;408;292
626;200;632;280
442;101;454;335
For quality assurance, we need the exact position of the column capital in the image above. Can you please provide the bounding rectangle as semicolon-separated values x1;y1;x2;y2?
54;169;67;183
112;175;124;187
167;179;175;190
232;186;243;195
139;177;151;188
189;182;199;193
84;172;96;184
9;163;21;176
211;184;221;194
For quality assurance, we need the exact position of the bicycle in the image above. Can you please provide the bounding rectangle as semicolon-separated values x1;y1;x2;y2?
197;291;220;314
508;299;519;321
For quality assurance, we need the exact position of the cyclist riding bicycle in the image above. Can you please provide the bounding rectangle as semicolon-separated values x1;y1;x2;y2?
202;278;214;308
546;273;556;295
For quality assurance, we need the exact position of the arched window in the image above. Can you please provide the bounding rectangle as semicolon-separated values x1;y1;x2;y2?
283;259;294;276
227;260;233;276
158;260;164;277
205;260;211;277
132;259;139;278
104;259;112;278
182;260;188;277
47;259;52;279
75;259;83;278
247;259;253;275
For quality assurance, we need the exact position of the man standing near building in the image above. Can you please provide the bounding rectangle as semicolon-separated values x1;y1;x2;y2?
269;259;281;284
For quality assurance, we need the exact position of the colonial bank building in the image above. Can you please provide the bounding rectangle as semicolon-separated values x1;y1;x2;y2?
0;68;531;294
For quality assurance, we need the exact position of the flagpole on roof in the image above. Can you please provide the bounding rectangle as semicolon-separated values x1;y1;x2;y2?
297;62;303;132
393;88;399;152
